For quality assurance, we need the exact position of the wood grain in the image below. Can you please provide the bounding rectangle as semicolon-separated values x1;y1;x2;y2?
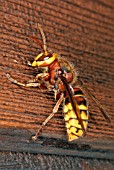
0;151;113;170
0;0;114;162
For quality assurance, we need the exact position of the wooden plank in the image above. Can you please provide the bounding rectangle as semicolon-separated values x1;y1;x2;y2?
0;151;114;170
0;0;114;161
0;133;114;159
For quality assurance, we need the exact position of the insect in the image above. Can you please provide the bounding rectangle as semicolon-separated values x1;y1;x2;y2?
6;24;110;142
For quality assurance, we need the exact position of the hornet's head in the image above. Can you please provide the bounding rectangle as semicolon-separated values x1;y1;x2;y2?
30;24;58;67
31;51;58;67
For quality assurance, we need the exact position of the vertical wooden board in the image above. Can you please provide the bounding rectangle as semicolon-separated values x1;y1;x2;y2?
0;0;114;160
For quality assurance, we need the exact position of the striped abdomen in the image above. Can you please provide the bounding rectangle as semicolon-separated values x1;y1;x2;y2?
63;88;88;141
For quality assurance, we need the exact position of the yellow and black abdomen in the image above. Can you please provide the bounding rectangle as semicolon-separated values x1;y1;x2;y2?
63;88;88;141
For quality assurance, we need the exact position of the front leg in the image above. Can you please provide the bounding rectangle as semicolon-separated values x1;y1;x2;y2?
6;72;49;88
35;72;49;80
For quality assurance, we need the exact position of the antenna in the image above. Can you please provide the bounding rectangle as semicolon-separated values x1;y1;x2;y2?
38;23;47;52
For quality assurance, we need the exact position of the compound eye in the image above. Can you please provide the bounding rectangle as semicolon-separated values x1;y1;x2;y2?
44;56;49;60
37;53;52;61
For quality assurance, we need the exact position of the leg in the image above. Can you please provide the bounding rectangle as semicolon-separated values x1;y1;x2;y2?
35;73;49;79
6;73;49;88
32;93;64;141
6;73;40;87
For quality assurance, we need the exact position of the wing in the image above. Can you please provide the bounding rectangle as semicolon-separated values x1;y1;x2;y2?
78;78;110;122
63;87;88;141
59;74;88;141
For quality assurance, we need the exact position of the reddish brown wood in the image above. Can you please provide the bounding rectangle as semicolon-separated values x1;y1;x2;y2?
0;0;114;167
